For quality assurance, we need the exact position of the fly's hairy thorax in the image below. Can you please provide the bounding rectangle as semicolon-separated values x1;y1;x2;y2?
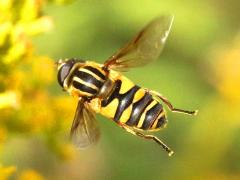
67;61;107;98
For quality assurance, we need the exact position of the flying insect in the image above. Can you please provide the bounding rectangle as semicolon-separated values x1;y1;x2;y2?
57;15;198;156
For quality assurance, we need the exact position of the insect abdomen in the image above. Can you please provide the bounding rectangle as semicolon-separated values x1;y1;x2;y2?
100;74;167;131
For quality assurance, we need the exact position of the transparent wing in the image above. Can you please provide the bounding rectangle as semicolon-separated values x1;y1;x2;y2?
70;99;100;149
104;15;174;71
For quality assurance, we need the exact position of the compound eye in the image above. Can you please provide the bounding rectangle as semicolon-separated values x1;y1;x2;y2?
57;64;72;87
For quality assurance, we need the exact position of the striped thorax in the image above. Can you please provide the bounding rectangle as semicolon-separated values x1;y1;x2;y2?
57;59;107;98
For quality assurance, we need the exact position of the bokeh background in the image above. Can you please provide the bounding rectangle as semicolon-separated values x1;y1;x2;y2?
0;0;240;179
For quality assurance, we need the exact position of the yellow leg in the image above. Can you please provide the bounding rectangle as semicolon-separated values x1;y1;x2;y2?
119;123;174;156
149;90;198;116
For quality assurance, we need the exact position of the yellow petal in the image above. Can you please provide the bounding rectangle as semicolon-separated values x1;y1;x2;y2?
18;169;43;180
0;91;20;109
0;164;16;180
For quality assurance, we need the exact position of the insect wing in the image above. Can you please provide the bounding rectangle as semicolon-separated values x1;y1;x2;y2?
104;15;174;71
70;99;100;149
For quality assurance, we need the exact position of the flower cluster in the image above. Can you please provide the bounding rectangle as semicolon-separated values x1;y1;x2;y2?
209;35;240;103
0;0;76;178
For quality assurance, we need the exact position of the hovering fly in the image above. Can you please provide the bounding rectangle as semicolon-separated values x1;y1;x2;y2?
57;15;197;156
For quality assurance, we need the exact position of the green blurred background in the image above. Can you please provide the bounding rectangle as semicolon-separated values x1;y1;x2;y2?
0;0;240;179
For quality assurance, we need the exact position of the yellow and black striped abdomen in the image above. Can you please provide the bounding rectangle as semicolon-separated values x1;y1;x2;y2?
100;75;167;131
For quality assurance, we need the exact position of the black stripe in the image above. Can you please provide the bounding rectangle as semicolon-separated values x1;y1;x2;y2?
114;86;139;121
84;66;106;80
156;115;167;129
101;81;121;107
126;92;152;126
101;80;140;122
72;81;97;95
74;70;103;89
142;103;163;130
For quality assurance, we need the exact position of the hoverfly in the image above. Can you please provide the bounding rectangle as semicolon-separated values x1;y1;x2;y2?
57;15;197;156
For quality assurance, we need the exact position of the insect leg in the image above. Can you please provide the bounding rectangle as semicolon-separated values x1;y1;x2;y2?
149;90;198;115
119;123;174;156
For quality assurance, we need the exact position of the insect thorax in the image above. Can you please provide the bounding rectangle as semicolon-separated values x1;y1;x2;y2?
69;62;107;98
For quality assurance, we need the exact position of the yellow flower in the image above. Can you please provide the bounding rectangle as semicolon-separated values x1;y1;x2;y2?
21;16;53;36
2;24;31;64
58;143;76;160
32;56;55;85
0;0;12;23
0;165;16;180
209;34;240;103
0;0;77;163
0;127;7;145
0;22;12;46
20;91;55;132
53;96;76;122
0;91;20;109
20;0;43;22
18;169;43;180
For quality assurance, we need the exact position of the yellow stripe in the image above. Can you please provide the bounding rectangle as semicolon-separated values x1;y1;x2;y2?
85;61;106;77
137;114;145;128
95;65;106;76
57;61;65;70
151;111;165;129
118;89;145;124
145;100;158;111
73;76;99;90
79;68;105;82
118;75;135;94
137;101;157;128
119;105;133;123
100;98;119;119
67;85;92;97
132;89;145;103
151;119;159;129
63;63;81;89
